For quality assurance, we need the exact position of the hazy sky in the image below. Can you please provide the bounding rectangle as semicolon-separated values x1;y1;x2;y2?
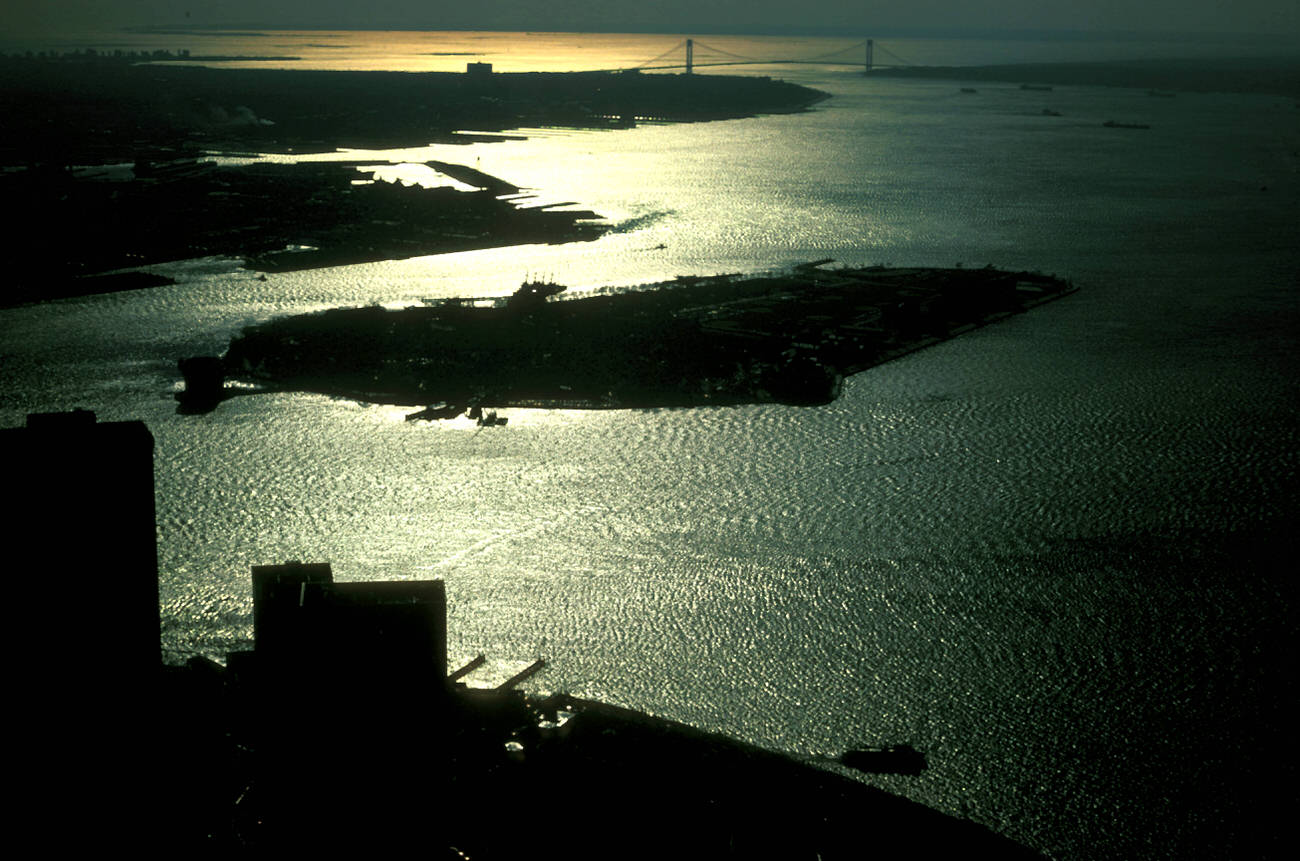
9;0;1299;38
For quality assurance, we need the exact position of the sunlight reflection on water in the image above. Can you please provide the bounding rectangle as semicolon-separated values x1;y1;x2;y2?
1;41;1296;859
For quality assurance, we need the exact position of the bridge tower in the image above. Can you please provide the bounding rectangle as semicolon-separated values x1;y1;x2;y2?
686;38;693;75
865;39;873;74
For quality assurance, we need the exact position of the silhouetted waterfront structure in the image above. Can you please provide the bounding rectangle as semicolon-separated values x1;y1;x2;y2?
4;411;159;680
4;411;158;850
243;561;448;705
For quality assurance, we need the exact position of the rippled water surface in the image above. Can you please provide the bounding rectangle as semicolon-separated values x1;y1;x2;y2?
2;33;1297;859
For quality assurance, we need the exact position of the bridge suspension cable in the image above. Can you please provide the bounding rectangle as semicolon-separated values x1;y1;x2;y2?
689;40;768;63
690;39;874;66
626;38;908;73
870;42;913;66
794;40;873;63
632;39;689;70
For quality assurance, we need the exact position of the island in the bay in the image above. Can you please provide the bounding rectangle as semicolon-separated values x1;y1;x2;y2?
181;262;1075;413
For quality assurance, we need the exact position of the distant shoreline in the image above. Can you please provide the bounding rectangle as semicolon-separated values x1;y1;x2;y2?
0;60;826;304
0;59;828;167
867;56;1300;98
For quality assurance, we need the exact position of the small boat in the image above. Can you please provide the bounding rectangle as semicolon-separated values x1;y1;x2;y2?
839;745;927;775
1020;84;1053;91
959;87;977;94
405;402;464;422
1103;120;1150;129
477;409;508;427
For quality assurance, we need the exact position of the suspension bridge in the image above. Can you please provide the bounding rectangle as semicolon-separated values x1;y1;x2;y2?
613;38;913;75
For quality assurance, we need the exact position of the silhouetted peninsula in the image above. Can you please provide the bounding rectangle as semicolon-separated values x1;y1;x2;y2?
0;56;828;166
0;56;826;305
1;158;605;306
187;263;1075;412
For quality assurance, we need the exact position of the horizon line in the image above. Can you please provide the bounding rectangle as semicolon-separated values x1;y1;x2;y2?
50;23;1300;45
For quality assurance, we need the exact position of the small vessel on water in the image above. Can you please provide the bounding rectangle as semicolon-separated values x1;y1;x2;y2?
1103;120;1150;129
405;402;464;422
839;744;928;775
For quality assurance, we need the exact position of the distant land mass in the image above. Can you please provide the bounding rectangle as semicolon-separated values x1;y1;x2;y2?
181;264;1076;414
0;56;827;165
0;56;826;304
1;159;607;306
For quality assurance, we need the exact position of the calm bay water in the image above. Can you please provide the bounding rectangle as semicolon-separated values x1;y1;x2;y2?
1;31;1297;858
